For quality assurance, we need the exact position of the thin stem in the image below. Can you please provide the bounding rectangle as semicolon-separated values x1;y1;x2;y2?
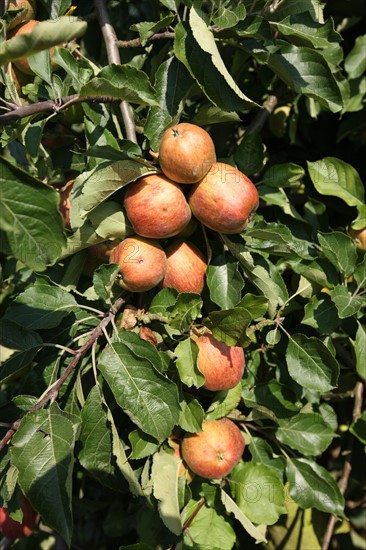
0;296;126;451
321;381;364;550
94;0;137;143
116;31;175;48
246;94;278;135
0;94;122;126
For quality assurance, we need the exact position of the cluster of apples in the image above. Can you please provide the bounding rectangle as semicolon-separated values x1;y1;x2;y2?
109;123;257;479
110;122;259;296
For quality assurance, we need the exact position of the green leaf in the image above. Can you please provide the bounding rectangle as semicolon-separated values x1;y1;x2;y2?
244;221;314;259
345;35;366;79
0;17;87;66
353;322;366;381
267;0;325;22
330;285;365;319
206;383;242;420
206;255;244;310
286;457;345;516
178;394;204;433
71;160;156;222
234;133;265;176
78;386;120;489
248;437;285;480
271;13;341;49
152;450;182;536
276;413;335;455
308;157;365;206
213;4;246;28
98;341;180;442
263;163;305;188
354;255;366;289
80;65;159;106
205;307;251;346
0;320;42;382
302;294;340;334
168;293;203;333
222;237;283;317
242;381;302;419
130;15;175;45
0;158;66;271
238;294;268;319
145;57;194;151
10;403;80;546
93;264;120;305
286;333;340;392
318;231;357;277
4;285;79;330
182;500;236;550
350;411;366;444
264;44;342;113
230;462;286;525
221;489;267;544
129;429;159;460
174;17;257;111
174;338;204;388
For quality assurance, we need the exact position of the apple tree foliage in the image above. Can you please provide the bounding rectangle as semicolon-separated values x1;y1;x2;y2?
0;0;365;549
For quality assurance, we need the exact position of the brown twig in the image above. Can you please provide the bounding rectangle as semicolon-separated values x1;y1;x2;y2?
0;94;123;125
0;296;126;451
246;94;278;135
321;381;364;550
94;0;137;143
116;31;175;48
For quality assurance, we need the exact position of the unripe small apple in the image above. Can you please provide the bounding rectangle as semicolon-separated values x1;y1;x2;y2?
9;20;57;75
124;173;191;239
189;162;259;234
161;240;207;294
158;123;216;184
192;329;245;391
349;226;366;251
181;418;245;479
6;0;36;31
109;236;167;292
0;496;38;539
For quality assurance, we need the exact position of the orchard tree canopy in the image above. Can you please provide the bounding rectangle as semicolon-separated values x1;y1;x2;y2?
0;1;365;549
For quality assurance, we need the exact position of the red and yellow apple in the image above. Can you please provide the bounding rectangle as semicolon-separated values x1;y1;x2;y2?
0;495;38;539
189;162;259;234
181;418;244;479
161;240;207;294
124;173;191;239
158;123;216;184
6;0;36;31
349;226;366;251
192;329;245;391
109;236;167;292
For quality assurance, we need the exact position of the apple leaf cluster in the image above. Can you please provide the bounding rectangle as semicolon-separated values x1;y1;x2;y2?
0;1;365;549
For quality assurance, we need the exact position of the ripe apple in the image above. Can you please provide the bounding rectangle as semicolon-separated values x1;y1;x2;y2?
58;179;74;228
124;173;192;239
9;20;56;75
349;226;366;251
189;162;259;234
161;240;207;294
109;236;167;292
6;0;36;31
0;495;38;539
191;329;245;391
158;123;216;184
181;418;245;479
